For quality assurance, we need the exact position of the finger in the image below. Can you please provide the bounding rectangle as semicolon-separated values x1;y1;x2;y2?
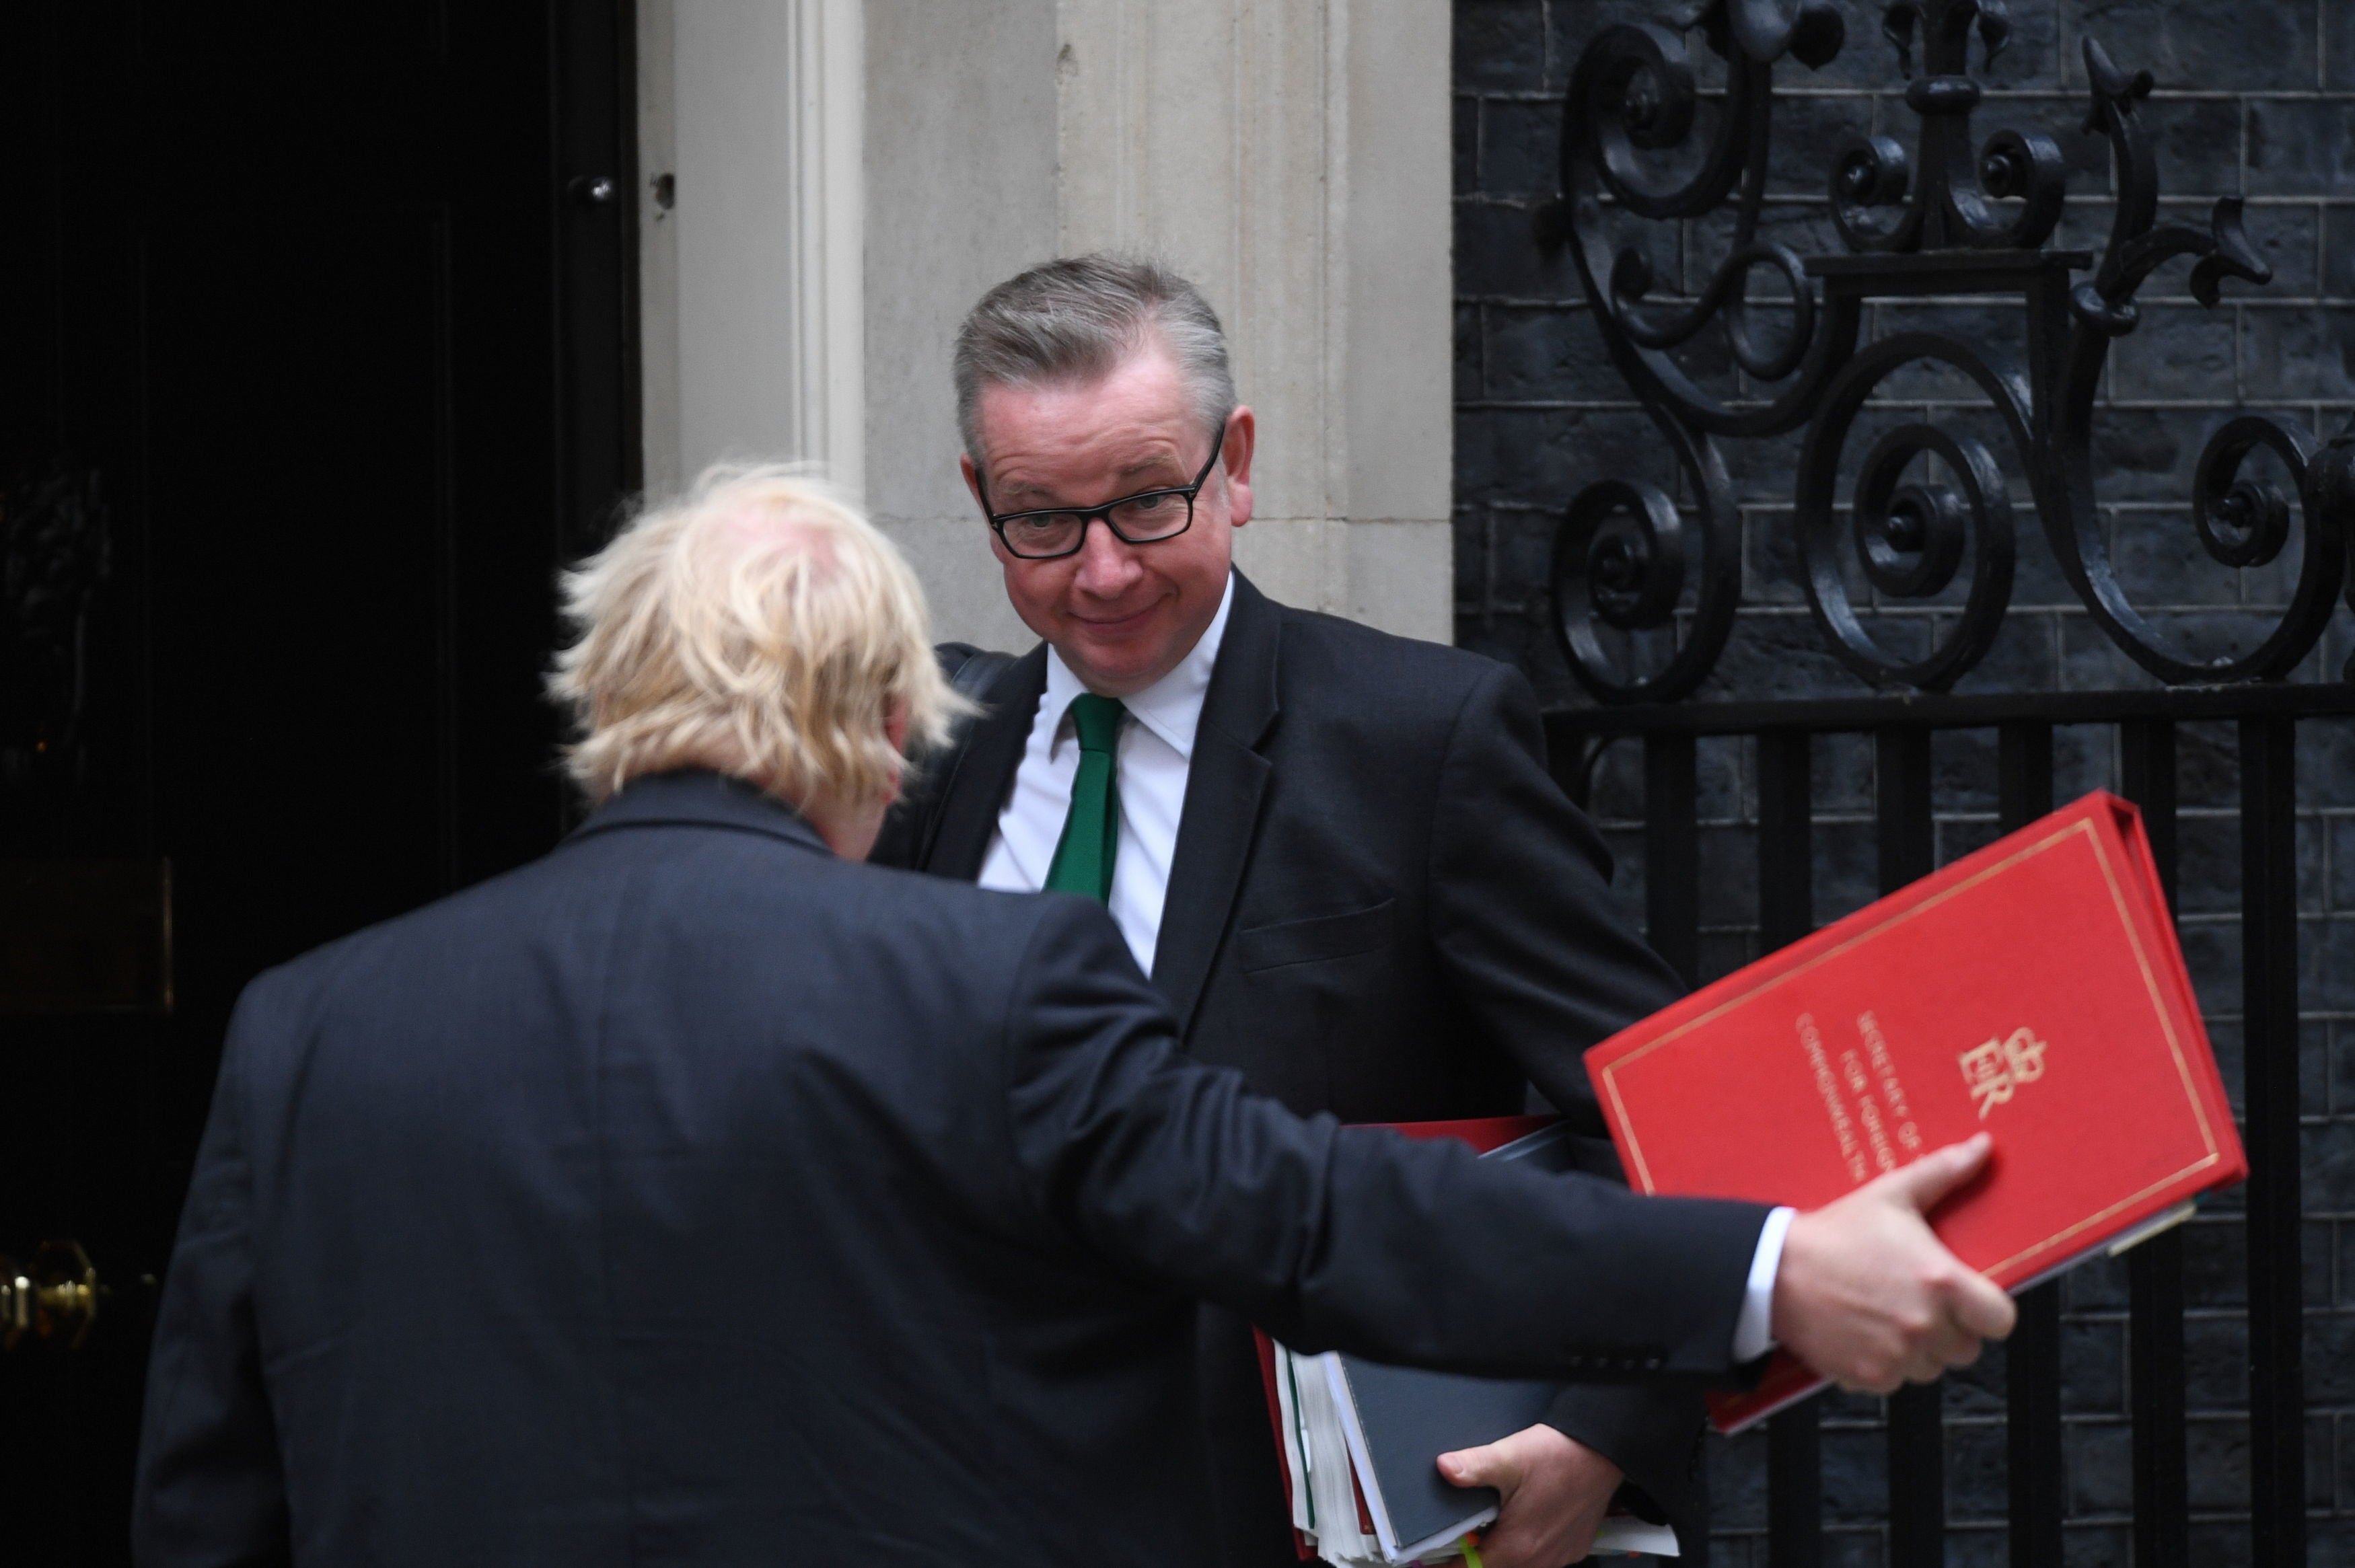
1840;1367;1903;1396
1482;1518;1599;1568
1897;1324;1967;1382
1949;1267;2019;1340
1900;1351;1949;1386
1437;1442;1520;1494
1883;1133;1992;1212
1917;1317;1982;1373
1480;1503;1593;1568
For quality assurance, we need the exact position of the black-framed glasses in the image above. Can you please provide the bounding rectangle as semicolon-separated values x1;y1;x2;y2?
979;423;1228;560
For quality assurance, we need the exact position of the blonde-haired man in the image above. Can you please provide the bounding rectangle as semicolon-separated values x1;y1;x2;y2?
549;463;962;855
134;467;2010;1567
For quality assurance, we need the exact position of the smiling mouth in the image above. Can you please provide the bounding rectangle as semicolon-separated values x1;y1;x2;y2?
1072;605;1159;632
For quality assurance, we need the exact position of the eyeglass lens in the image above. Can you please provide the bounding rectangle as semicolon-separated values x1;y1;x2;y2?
998;491;1193;558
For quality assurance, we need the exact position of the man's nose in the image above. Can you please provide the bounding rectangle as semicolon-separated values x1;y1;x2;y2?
1070;521;1145;598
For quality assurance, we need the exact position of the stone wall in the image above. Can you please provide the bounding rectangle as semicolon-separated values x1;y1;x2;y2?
1451;1;2355;1563
639;0;1459;652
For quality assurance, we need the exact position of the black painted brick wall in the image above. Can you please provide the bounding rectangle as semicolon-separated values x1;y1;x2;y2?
1452;2;2355;1565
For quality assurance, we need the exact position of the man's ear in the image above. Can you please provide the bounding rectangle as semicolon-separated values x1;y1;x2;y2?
1223;406;1257;529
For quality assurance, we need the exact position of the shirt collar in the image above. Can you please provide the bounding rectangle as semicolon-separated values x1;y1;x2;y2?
1042;571;1235;763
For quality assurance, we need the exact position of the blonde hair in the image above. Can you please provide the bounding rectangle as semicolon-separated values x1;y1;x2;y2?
548;463;968;811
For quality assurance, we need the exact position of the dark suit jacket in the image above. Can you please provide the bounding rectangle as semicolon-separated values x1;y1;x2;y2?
134;770;1766;1568
875;573;1710;1562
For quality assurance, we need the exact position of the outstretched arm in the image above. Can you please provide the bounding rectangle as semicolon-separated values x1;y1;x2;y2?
1001;897;1770;1382
1004;896;2008;1568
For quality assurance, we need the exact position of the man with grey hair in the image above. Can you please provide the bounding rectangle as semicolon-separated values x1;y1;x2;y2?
875;255;1751;1567
131;463;2012;1565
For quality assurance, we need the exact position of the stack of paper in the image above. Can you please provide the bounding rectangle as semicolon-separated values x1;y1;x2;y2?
1263;1122;1679;1565
1268;1340;1677;1565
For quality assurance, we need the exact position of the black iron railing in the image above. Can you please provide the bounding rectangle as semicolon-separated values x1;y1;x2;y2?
1523;2;2355;1558
1550;684;2355;1567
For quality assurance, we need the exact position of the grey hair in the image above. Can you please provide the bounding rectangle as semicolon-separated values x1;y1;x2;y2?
953;254;1237;462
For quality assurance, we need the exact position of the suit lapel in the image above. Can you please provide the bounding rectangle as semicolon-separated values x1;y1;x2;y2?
1151;574;1281;1039
924;646;1048;879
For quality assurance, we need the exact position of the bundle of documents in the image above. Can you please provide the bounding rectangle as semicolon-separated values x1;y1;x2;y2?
1263;1121;1677;1565
1261;788;2249;1567
1268;1336;1677;1565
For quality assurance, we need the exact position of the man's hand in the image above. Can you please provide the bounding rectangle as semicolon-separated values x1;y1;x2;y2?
1435;1423;1622;1568
1772;1133;2017;1392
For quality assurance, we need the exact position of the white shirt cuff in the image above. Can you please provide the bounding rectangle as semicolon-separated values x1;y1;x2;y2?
1731;1206;1796;1364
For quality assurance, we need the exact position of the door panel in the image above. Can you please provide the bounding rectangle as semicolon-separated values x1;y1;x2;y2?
0;3;637;1559
145;213;456;1030
135;1;448;61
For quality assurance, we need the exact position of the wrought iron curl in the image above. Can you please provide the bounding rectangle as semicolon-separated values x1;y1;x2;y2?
1550;424;1743;704
2324;427;2355;682
1537;0;1850;701
1609;245;1817;383
2195;418;2300;573
1570;24;1716;221
1541;5;1853;443
1536;0;2353;702
2045;36;2345;684
1796;333;2021;689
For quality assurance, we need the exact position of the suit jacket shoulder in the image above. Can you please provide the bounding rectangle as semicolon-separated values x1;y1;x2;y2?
1264;597;1501;696
1247;602;1564;813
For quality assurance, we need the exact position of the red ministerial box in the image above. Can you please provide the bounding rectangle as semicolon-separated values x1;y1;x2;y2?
1582;792;2245;1434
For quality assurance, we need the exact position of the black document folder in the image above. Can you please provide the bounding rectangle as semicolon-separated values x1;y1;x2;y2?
1327;1125;1577;1558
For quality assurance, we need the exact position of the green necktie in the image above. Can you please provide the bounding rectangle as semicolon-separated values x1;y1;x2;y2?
1044;693;1126;902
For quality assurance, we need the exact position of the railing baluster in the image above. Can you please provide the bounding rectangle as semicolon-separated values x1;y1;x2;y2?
2239;716;2305;1568
2119;720;2189;1568
1876;726;1941;1567
1560;691;2348;1567
1644;733;1700;990
1642;730;1704;1567
1757;730;1820;1568
1998;722;2064;1568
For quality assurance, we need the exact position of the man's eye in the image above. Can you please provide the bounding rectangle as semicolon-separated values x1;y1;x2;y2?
1130;493;1169;512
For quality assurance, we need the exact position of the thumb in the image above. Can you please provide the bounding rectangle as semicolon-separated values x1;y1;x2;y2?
1882;1132;1992;1214
1437;1441;1522;1494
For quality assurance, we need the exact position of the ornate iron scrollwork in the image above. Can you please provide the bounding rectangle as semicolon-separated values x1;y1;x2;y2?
1535;0;2355;702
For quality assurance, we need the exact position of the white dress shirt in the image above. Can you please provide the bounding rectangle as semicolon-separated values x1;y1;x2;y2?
975;569;1788;1360
977;574;1235;973
1732;1207;1794;1362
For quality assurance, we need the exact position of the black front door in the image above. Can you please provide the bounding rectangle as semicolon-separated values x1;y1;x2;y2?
0;3;637;1559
